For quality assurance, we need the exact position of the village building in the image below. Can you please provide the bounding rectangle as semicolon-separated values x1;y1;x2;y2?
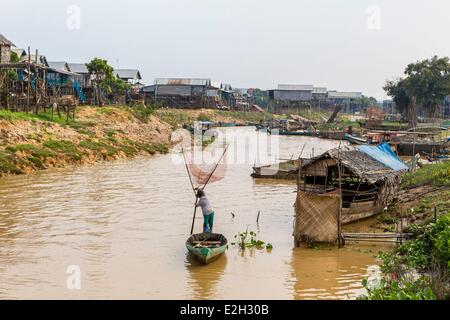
115;69;142;84
46;61;85;100
294;143;407;244
67;63;92;89
142;78;213;108
0;33;15;64
268;84;314;113
327;91;363;113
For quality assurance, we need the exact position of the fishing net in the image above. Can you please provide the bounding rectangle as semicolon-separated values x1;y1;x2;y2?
183;146;228;187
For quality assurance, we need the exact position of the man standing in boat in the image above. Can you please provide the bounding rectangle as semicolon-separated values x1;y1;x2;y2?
196;189;214;233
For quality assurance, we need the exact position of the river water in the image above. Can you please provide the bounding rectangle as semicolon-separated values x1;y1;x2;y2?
0;127;385;299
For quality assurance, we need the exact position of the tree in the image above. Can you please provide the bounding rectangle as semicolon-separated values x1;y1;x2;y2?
384;56;450;128
86;58;114;106
101;77;131;95
384;78;412;124
403;56;450;118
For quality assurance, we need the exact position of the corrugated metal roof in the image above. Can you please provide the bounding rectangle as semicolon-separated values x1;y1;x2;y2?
0;33;15;46
313;87;327;94
47;67;79;76
68;63;89;74
115;69;142;80
154;78;211;86
277;84;313;91
328;91;362;99
48;61;69;71
211;81;222;89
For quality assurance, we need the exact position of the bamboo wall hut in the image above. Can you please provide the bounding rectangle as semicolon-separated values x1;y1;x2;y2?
294;143;407;244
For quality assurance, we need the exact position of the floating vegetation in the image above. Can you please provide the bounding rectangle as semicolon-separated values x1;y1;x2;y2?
231;229;273;251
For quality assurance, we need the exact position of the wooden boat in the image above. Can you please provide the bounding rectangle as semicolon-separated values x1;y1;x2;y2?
268;128;312;136
186;233;228;264
345;133;368;145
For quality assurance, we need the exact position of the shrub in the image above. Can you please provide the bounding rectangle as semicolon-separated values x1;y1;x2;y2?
359;276;436;300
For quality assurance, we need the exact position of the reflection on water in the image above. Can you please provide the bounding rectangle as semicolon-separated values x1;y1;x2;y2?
0;127;386;299
288;246;381;300
185;253;228;300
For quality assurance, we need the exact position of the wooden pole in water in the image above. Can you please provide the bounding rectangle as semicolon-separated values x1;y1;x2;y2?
181;147;199;235
337;142;343;248
295;143;307;247
27;46;31;112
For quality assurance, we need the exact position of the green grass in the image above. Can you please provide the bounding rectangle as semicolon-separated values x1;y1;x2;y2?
411;189;450;221
220;110;275;123
6;144;54;159
43;140;82;161
402;161;450;188
27;156;44;169
154;109;193;128
0;109;72;125
196;113;211;122
79;140;120;157
131;141;169;155
132;104;155;122
0;151;23;174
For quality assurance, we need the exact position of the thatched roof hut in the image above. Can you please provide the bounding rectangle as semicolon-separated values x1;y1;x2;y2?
294;143;407;244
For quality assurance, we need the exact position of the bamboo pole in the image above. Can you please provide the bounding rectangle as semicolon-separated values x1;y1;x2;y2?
183;145;229;235
337;142;343;247
27;46;31;112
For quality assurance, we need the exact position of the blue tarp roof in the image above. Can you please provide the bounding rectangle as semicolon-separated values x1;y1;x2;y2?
357;143;408;172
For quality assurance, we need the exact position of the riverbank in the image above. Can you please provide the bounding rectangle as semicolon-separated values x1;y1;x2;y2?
0;106;172;176
360;162;450;300
155;108;277;128
0;106;280;177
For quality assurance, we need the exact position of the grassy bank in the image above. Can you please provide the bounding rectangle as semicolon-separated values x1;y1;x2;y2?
0;106;171;176
401;161;450;188
0;106;286;176
154;108;277;129
362;162;450;300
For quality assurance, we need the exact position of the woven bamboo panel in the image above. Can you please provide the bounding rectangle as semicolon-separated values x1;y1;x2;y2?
294;191;340;243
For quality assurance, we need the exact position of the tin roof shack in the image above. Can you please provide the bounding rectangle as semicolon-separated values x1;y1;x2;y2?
327;91;363;113
46;61;85;100
294;143;407;243
142;78;212;108
268;84;313;113
312;87;327;101
68;63;92;89
0;33;14;64
115;69;142;84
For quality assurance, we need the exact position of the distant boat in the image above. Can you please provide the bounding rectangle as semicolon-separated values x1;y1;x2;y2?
268;128;312;136
186;233;228;264
345;133;368;145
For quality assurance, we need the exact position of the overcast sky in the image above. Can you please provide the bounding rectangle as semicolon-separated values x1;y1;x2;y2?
2;0;450;100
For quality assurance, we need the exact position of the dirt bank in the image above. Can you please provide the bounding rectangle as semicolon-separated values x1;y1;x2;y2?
0;106;172;176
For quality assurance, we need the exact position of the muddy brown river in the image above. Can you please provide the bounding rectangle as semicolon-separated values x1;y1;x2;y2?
0;127;387;299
